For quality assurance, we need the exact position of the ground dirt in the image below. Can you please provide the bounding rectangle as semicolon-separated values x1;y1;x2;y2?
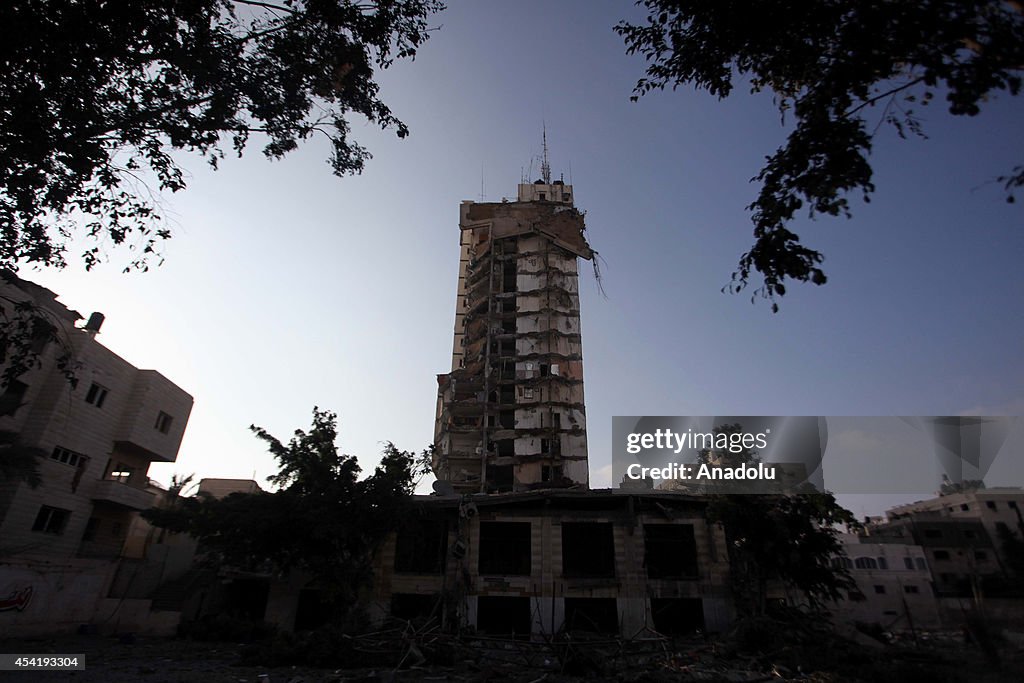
1;632;1022;683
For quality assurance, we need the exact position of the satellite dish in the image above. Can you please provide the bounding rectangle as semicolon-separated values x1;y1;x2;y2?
433;480;456;496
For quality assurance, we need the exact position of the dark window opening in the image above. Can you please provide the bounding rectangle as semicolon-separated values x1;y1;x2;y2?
563;598;618;634
986;501;997;511
486;464;514;492
650;598;704;636
155;411;173;434
499;387;515;405
499;410;515;428
903;557;914;570
395;519;448;574
82;517;99;542
502;319;516;334
32;505;70;534
540;364;549;377
904;585;920;594
562;522;615;578
292;587;328;631
542;465;563;482
874;585;886;594
537;192;546;201
477;596;531;639
924;529;943;539
487;415;496;427
933;550;950;560
961;504;970;511
391;593;440;623
85;382;109;408
644;524;698;579
51;445;84;467
496;440;514;457
502;264;517;292
479;522;531;575
0;379;28;417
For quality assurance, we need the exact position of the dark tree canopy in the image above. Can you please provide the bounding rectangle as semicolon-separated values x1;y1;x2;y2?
693;424;856;614
144;408;432;611
0;0;443;272
617;1;1023;310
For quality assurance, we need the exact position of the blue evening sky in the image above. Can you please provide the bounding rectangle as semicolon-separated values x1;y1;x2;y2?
25;2;1024;514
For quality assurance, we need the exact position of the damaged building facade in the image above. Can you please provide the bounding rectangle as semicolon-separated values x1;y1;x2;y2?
369;176;733;638
373;489;733;638
434;179;592;493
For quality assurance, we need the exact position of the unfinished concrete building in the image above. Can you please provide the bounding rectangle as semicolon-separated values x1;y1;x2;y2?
373;490;733;638
434;179;593;493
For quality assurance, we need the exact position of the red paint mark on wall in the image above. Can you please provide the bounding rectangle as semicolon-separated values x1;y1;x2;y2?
0;586;33;612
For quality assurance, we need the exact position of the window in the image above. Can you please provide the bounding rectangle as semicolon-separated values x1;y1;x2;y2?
82;517;99;542
562;522;615;578
394;519;448;574
644;524;698;579
479;522;532;575
51;445;84;467
1010;501;1019;510
986;501;997;511
0;379;29;417
877;557;888;570
563;598;619;634
541;464;563;482
32;506;70;534
903;557;914;570
874;585;886;594
915;557;927;570
106;461;134;484
523;388;534;399
933;550;951;561
904;585;920;594
154;411;173;434
960;504;970;511
84;382;109;408
854;557;878;570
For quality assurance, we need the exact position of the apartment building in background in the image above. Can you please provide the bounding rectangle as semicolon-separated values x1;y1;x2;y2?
0;271;193;633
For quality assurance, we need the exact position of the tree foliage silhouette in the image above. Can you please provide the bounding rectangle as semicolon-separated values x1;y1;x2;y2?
144;408;431;613
617;1;1023;310
0;0;443;272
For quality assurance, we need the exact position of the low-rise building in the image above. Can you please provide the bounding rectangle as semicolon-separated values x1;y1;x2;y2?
0;272;193;634
371;490;733;638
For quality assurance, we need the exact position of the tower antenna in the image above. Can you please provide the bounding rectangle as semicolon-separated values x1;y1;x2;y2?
541;122;551;184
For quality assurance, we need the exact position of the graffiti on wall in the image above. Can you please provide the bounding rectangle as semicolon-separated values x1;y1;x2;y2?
0;586;33;612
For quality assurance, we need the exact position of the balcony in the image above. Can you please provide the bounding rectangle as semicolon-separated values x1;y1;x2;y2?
91;479;155;511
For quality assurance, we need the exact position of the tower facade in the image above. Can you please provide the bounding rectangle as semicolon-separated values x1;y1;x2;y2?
434;180;593;493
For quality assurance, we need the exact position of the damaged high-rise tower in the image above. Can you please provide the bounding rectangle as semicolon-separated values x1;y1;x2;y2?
434;169;593;493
